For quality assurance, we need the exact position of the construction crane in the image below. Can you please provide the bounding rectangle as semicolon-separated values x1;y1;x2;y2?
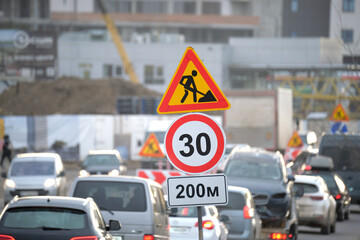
96;0;139;84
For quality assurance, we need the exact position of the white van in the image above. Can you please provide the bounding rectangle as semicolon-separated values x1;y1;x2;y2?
69;175;169;240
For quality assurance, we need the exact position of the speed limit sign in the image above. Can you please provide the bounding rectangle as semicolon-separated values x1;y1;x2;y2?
164;113;226;174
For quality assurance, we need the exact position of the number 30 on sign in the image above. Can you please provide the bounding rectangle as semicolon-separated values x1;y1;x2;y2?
164;113;226;174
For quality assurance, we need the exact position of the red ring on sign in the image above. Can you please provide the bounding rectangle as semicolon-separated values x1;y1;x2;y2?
165;113;225;174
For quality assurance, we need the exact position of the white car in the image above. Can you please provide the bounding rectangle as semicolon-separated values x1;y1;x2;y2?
294;175;337;234
2;153;67;205
169;205;228;240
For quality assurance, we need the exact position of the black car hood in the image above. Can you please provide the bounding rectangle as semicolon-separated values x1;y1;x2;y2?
227;177;287;195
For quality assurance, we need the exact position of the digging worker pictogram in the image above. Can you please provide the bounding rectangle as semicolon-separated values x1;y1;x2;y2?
179;70;217;104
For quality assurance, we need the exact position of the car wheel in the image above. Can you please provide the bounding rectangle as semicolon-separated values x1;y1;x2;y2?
344;207;350;220
337;208;344;221
321;213;331;235
330;218;336;233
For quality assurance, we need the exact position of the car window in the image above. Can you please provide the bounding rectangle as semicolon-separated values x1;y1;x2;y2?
1;207;86;229
322;146;360;171
169;206;205;217
225;158;282;180
92;206;106;230
83;155;119;167
73;181;147;212
10;161;55;176
151;186;166;214
294;183;318;194
217;191;245;210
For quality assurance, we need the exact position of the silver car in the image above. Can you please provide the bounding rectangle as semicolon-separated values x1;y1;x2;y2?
2;153;67;205
217;186;262;240
294;175;337;234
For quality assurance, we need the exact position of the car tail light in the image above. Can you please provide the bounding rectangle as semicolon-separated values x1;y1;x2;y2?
334;194;341;200
195;220;215;230
70;237;98;240
0;235;15;240
304;165;312;171
243;205;254;219
143;235;154;240
310;196;324;201
269;233;287;239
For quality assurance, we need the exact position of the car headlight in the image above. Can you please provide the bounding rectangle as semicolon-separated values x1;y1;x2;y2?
79;170;90;177
44;178;56;188
5;179;16;188
108;169;120;176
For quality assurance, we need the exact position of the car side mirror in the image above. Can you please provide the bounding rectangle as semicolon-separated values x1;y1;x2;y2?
287;174;295;183
1;172;7;178
220;214;231;224
107;219;121;231
58;171;65;177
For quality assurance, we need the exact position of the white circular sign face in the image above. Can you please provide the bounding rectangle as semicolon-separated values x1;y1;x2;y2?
164;113;226;174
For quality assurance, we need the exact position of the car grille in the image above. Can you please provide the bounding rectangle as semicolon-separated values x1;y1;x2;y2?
252;193;269;205
89;171;108;175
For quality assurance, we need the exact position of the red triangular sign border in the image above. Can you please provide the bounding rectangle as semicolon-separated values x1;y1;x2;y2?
287;131;304;148
329;103;350;122
139;133;165;158
157;47;231;114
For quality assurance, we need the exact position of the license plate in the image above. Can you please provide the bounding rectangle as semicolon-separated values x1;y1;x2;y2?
171;227;190;234
112;236;122;240
20;191;38;196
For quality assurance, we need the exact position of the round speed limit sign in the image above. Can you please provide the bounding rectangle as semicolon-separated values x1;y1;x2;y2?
164;113;226;174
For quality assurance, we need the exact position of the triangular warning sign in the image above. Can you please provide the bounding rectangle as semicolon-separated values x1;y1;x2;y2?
329;103;350;122
139;133;165;158
287;131;304;148
157;47;231;114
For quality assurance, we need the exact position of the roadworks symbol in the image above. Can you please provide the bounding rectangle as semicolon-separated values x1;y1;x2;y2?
139;133;165;158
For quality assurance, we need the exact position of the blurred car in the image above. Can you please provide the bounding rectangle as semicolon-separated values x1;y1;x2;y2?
1;152;67;205
303;156;351;221
294;175;337;234
169;205;228;240
69;175;169;240
286;150;317;175
0;196;120;240
221;148;298;240
79;150;126;176
216;186;262;240
318;133;360;205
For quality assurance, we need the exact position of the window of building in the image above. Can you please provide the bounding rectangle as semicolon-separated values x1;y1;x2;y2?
343;0;355;12
174;1;196;14
136;1;167;14
291;0;298;12
202;2;220;15
342;29;354;43
19;0;30;18
116;66;122;76
94;0;131;13
39;0;49;18
144;65;164;84
103;64;113;78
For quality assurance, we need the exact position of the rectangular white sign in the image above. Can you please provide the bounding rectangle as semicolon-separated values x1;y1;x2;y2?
167;174;228;207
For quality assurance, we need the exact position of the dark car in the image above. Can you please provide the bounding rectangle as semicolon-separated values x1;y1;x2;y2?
80;150;127;176
318;133;360;205
287;150;317;175
220;148;298;240
304;169;351;221
0;196;120;240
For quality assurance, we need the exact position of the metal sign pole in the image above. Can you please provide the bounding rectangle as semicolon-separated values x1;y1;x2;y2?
197;206;203;240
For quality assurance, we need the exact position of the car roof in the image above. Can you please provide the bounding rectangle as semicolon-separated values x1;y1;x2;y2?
5;196;92;211
74;175;162;187
295;175;323;185
228;185;250;195
230;148;281;162
14;152;60;161
88;150;120;155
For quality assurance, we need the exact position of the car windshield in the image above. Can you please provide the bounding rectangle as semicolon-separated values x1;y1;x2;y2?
73;181;146;212
294;183;318;196
1;207;86;230
308;173;338;192
169;206;205;217
225;158;282;180
322;146;360;171
217;191;245;211
10;161;55;176
83;155;119;167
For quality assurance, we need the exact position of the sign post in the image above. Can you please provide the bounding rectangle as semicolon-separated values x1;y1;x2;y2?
159;47;230;240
